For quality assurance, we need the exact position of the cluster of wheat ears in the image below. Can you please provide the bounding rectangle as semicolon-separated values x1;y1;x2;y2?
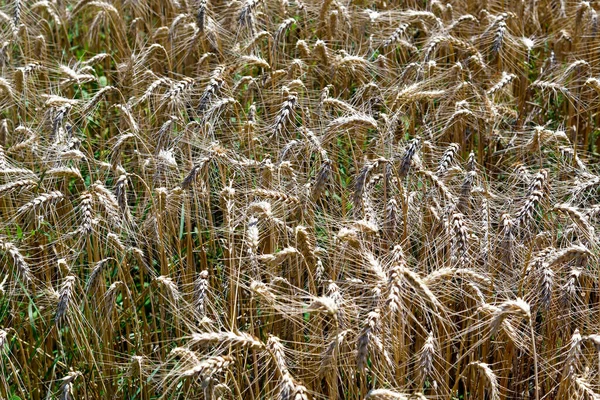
2;0;600;399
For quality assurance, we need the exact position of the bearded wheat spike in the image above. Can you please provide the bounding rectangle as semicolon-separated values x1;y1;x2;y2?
280;372;310;400
418;331;436;382
515;170;548;227
553;204;594;237
398;138;420;179
365;389;410;399
489;298;531;336
419;170;455;201
190;331;265;349
195;270;209;316
55;276;76;326
0;179;37;196
0;237;32;284
468;362;500;400
85;258;112;292
357;310;381;371
546;245;591;267
267;335;288;374
437;143;460;175
562;329;583;382
77;193;94;235
383;23;410;47
488;72;517;95
18;191;64;215
178;355;234;386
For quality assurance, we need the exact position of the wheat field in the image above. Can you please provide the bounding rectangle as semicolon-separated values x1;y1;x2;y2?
1;0;600;399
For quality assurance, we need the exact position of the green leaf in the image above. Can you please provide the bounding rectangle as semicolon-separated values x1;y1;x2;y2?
179;202;185;240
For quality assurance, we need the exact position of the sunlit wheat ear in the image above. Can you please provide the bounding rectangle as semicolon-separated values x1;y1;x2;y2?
0;77;14;101
113;104;139;133
0;274;7;297
357;310;393;373
530;78;571;99
313;40;330;66
561;267;584;308
90;182;122;228
527;249;555;310
13;61;42;93
563;329;583;378
169;347;200;367
190;331;265;350
259;247;299;267
397;137;420;179
244;214;260;274
55;275;76;326
114;174;129;212
447;13;478;30
419;170;454;202
467;362;500;400
59;371;82;400
489;298;530;336
85;258;113;292
75;193;93;236
58;64;96;88
0;179;37;198
50;104;72;140
545;245;590;268
436;143;459;176
238;0;262;34
553;204;594;238
574;375;599;400
354;158;384;213
44;166;83;183
154;275;181;307
365;389;411;399
194;270;209;316
295;225;317;269
17;190;64;217
417;331;437;388
195;0;207;32
0;328;7;350
198;74;224;112
515;169;548;228
424;36;478;63
134;77;170;106
250;280;277;307
526;126;570;151
321;97;356;114
273;94;297;137
448;213;469;266
266;335;289;375
164;355;234;396
104;281;126;318
280;373;310;400
161;77;195;110
487;71;516;96
0;236;32;285
272;17;295;59
294;39;310;58
308;295;341;333
382;23;410;48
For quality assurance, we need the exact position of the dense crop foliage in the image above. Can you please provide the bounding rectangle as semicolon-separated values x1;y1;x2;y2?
2;0;600;399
